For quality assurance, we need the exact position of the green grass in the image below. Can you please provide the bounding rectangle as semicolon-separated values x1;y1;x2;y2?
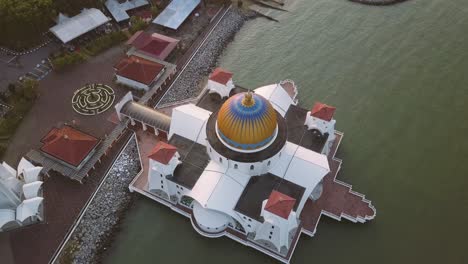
0;80;39;158
51;31;127;71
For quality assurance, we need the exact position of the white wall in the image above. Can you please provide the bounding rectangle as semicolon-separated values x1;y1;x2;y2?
148;153;181;197
116;75;149;91
255;200;299;251
206;141;282;177
304;114;336;155
207;79;234;98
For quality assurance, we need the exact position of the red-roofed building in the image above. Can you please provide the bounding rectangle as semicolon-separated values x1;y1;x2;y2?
126;31;179;61
207;68;235;98
148;141;177;165
114;55;166;91
40;126;100;168
264;190;296;219
209;68;233;85
310;102;336;121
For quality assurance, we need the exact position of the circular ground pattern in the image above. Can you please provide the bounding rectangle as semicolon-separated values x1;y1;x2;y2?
72;84;115;115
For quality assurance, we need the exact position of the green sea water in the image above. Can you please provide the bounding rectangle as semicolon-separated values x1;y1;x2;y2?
105;0;468;263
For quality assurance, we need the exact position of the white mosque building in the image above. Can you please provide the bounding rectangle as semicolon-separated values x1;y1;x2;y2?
124;68;375;263
0;158;44;231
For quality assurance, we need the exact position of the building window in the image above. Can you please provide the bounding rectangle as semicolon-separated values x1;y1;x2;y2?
209;148;212;153
248;224;251;228
279;152;281;157
160;173;163;177
161;180;163;184
270;231;273;235
271;226;275;229
250;165;254;170
161;185;164;189
269;236;272;239
234;164;238;169
177;191;181;195
267;160;271;166
248;219;252;222
243;216;247;220
176;185;179;189
219;157;222;163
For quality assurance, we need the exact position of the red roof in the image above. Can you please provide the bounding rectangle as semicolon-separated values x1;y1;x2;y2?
115;55;165;85
310;102;336;121
264;190;296;219
40;126;99;167
209;68;233;85
126;31;179;60
148;141;177;165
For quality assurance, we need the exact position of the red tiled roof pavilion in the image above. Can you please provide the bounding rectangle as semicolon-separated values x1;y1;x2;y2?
265;190;296;219
148;141;177;165
310;102;336;121
115;55;165;85
209;68;233;85
126;31;179;60
40;126;99;167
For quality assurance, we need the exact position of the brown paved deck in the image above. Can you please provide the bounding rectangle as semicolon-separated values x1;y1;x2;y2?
8;129;132;264
300;133;375;233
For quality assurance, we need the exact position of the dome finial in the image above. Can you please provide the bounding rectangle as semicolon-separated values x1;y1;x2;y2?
242;91;254;107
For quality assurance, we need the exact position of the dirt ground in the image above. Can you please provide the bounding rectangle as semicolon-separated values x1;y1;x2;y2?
3;45;130;165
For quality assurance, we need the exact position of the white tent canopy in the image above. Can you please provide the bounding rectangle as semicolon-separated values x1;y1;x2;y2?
0;209;16;230
16;197;43;222
22;181;43;200
50;8;110;43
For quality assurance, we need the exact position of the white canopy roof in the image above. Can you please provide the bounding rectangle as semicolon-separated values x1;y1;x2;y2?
105;0;149;22
189;161;244;222
255;83;295;117
169;104;211;145
16;197;43;222
1;161;16;177
50;8;110;43
152;0;200;30
18;158;42;183
283;146;330;189
22;181;43;200
0;209;16;230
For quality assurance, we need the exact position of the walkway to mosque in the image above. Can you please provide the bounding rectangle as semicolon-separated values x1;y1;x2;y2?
300;133;376;234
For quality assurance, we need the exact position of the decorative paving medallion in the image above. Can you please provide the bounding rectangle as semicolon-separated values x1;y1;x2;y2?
72;83;115;115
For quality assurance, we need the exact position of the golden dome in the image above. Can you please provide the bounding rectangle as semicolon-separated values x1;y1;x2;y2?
217;92;277;150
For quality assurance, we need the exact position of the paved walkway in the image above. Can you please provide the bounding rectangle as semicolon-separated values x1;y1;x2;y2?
301;133;376;234
0;42;60;90
3;45;128;166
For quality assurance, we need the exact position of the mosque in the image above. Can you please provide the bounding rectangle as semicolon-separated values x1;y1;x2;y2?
122;68;376;263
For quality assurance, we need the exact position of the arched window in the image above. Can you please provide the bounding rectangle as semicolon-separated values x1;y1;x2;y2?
267;160;271;166
250;165;254;170
234;164;238;169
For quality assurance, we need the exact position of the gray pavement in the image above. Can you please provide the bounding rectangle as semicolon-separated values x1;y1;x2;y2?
0;42;60;91
3;45;129;166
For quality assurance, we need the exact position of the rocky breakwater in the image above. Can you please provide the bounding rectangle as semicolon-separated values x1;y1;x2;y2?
159;8;256;105
349;0;410;5
57;137;141;264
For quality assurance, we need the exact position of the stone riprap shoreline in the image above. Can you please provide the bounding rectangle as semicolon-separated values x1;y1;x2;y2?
57;137;141;264
158;8;255;105
349;0;410;5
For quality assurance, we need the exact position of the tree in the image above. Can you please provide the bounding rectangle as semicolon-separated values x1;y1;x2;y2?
8;83;16;94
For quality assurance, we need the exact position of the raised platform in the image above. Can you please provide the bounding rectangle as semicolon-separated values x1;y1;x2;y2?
129;128;376;263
